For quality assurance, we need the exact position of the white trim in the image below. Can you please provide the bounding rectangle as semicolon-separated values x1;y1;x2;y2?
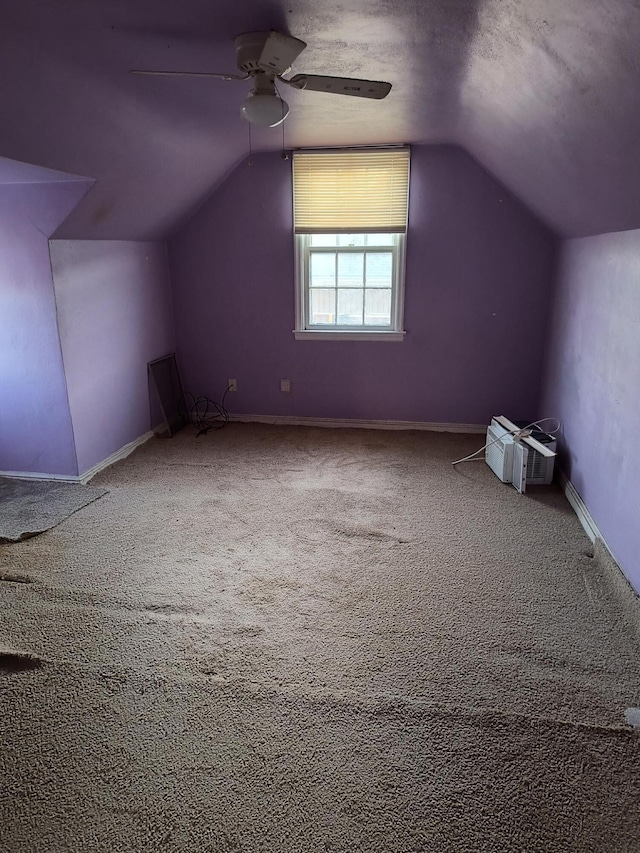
0;469;82;483
78;431;154;484
228;414;486;433
0;431;154;485
394;231;407;335
294;232;406;336
294;330;406;341
557;469;601;543
294;233;303;334
558;469;639;597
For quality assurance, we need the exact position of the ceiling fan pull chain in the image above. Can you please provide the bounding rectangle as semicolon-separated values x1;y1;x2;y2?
274;79;289;158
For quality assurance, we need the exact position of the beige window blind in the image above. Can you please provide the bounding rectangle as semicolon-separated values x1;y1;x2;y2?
293;148;410;234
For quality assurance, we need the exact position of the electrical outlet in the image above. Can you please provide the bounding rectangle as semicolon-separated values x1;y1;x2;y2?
228;378;237;392
280;379;291;393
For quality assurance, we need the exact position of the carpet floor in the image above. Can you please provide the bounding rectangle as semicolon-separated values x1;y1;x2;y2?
1;424;639;852
0;477;107;543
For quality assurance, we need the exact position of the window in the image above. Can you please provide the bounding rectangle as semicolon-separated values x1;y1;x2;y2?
293;148;410;341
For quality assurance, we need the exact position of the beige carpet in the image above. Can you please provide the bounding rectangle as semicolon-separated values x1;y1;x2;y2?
1;424;639;851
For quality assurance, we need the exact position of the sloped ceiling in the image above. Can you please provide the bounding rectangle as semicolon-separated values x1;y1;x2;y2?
1;0;639;240
0;156;90;186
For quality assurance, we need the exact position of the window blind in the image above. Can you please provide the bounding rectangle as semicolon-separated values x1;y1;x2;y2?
293;148;410;234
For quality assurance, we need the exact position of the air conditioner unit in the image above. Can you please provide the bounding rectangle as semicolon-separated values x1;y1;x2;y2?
485;419;516;483
485;416;556;494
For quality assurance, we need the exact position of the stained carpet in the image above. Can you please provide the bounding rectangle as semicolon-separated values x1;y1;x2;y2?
1;424;639;852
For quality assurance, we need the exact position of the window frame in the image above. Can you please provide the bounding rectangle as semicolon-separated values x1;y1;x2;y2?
294;232;406;341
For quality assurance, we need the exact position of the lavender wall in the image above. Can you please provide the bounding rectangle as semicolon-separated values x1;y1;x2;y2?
169;145;557;424
0;181;90;476
542;231;640;592
50;241;175;476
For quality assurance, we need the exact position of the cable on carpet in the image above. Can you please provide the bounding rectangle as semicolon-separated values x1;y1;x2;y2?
451;417;561;466
179;387;231;437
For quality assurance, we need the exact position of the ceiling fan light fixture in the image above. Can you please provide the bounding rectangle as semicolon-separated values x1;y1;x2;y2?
240;92;289;127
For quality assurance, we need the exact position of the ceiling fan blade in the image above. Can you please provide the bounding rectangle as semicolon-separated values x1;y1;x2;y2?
129;69;248;81
258;31;307;75
286;74;391;99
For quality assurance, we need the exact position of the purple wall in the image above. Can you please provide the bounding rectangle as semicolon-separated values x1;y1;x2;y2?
50;241;175;476
542;230;640;592
169;145;557;424
0;181;89;476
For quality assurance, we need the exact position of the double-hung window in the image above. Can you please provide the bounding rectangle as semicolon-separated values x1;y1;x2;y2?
293;148;410;341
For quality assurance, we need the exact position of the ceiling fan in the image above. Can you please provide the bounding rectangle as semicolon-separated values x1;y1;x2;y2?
130;30;392;127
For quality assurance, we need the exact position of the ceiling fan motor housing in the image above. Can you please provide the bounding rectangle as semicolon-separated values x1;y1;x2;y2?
234;31;307;77
234;32;269;74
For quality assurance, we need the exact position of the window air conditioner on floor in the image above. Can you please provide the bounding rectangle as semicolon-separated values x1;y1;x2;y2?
485;416;556;494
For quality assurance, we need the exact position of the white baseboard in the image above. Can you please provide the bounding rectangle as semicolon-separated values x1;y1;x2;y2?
228;414;487;433
78;431;154;483
558;469;639;599
0;469;81;483
557;469;601;544
0;431;154;485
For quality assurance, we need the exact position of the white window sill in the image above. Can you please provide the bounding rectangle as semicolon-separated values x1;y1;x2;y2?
293;330;406;342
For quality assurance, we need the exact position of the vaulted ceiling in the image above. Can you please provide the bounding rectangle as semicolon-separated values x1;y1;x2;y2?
1;0;639;240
